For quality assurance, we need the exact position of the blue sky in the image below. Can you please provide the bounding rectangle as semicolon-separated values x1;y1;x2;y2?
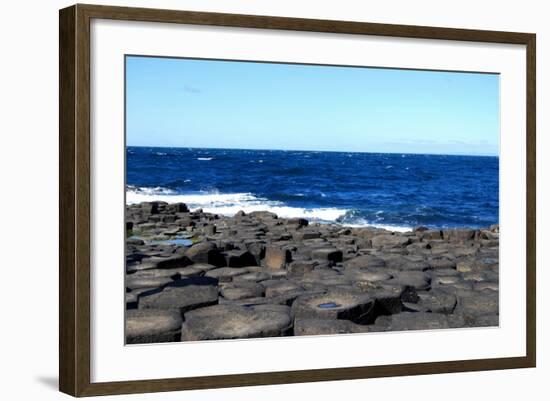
126;56;499;156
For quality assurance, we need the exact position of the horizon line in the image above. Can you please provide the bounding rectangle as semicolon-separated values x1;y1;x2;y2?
126;144;499;158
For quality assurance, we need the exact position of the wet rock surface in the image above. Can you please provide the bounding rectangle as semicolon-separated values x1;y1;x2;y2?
125;202;499;343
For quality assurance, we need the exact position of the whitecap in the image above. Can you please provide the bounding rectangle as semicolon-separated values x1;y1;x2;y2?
126;188;347;223
197;157;213;161
344;219;413;232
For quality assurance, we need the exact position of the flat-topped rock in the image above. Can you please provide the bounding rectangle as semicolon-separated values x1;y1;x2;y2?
292;290;375;324
343;254;386;270
181;304;292;341
205;267;250;282
294;318;370;336
220;282;265;300
137;277;219;314
126;309;182;344
378;312;450;331
403;288;457;314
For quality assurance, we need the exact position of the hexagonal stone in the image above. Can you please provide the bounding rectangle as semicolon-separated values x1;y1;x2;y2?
457;290;499;317
472;314;499;327
427;257;457;270
432;275;461;286
386;271;431;290
462;271;489;282
232;271;271;283
431;268;460;277
181;304;292;340
473;282;499;291
264;246;292;269
125;276;172;291
185;242;226;266
364;285;413;315
190;263;218;272
128;266;203;282
293;230;321;241
137;277;219;314
382;255;430;271
311;248;343;263
456;260;476;273
442;229;476;241
262;279;304;298
152;254;193;269
222;250;257;267
403;288;457;314
220;282;265;300
345;270;393;284
343;254;386;270
294;318;370;336
287;260;318;275
126;309;182;344
205;267;250;282
292;290;375;324
382;312;450;331
371;235;411;249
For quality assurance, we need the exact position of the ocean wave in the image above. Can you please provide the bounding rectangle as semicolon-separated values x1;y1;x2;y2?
197;157;213;161
126;187;414;231
343;220;413;233
127;186;176;196
126;187;347;223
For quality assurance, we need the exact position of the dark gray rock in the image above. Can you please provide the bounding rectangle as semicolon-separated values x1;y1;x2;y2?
294;318;369;336
288;260;318;275
292;290;375;324
371;234;411;249
205;267;251;282
456;290;499;317
126;309;182;344
186;242;226;266
264;246;292;269
220;282;265;300
386;271;431;290
382;312;450;331
443;229;476;241
263;279;304;298
403;288;457;314
311;248;343;263
137;277;219;314
343;254;386;270
222;249;257;267
181;304;292;340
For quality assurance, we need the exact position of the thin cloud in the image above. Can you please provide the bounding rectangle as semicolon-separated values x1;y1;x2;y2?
183;85;202;94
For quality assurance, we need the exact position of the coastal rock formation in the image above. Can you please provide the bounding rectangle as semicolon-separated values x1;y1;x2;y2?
125;201;499;343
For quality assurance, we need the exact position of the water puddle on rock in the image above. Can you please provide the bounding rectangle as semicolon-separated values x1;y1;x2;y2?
150;238;193;246
317;302;341;309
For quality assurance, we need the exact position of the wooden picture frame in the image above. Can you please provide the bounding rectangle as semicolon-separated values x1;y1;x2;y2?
59;3;536;397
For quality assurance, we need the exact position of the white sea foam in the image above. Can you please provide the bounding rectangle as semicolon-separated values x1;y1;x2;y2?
127;187;347;222
197;157;213;161
126;187;413;231
345;221;413;233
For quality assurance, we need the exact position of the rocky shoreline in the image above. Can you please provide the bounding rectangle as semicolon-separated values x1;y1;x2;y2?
125;201;499;344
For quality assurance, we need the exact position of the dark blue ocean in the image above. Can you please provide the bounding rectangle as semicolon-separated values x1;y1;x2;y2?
126;146;498;231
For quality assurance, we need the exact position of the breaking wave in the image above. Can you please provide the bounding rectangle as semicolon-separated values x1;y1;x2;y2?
126;186;412;231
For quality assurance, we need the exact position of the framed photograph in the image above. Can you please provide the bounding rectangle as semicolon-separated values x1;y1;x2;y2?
59;4;536;397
